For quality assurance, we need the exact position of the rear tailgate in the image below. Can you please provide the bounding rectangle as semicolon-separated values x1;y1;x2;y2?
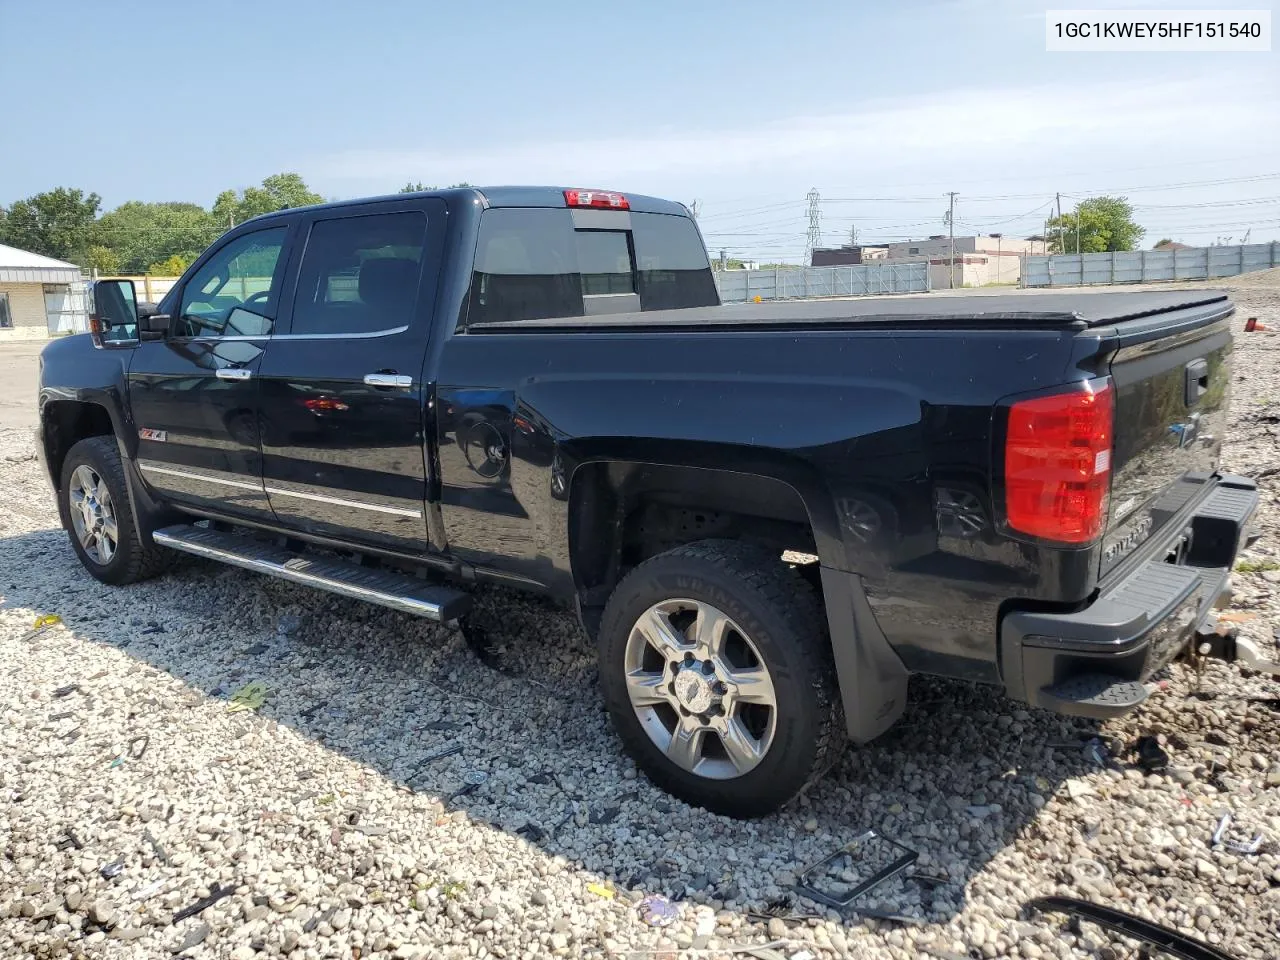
1100;294;1235;579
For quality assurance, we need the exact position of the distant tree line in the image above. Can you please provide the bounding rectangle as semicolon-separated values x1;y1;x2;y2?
0;175;471;276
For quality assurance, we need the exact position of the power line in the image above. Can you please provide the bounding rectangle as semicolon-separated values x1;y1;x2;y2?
804;188;822;264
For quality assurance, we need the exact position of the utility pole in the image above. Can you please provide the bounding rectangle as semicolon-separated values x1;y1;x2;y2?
1054;192;1063;255
946;191;958;289
804;188;822;265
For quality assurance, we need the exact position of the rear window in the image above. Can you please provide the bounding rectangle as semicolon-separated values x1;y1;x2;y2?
466;208;717;326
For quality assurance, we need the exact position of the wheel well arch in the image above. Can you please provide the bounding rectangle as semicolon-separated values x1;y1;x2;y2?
40;400;117;488
567;459;823;614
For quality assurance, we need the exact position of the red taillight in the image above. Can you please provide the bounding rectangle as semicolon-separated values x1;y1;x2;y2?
1004;383;1114;544
564;189;629;210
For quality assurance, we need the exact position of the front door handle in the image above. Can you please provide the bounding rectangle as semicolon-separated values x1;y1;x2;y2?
364;373;413;389
215;368;253;382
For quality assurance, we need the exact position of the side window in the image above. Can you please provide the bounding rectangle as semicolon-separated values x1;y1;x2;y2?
467;208;582;325
176;227;288;338
0;292;11;329
292;212;428;336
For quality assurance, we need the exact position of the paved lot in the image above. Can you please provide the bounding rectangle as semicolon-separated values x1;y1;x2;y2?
3;280;1280;959
0;341;42;431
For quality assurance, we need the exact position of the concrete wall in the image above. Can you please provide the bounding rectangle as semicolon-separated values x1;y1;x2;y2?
0;282;50;341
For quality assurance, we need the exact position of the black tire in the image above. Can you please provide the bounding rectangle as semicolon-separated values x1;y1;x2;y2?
58;436;172;586
598;540;845;818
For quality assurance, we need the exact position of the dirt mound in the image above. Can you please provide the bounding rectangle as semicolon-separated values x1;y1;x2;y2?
1227;265;1280;289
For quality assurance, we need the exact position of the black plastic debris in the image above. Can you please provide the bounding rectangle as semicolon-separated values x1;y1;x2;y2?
52;683;80;700
590;806;621;825
48;711;74;722
516;823;546;842
794;830;918;910
128;735;149;761
139;625;164;635
244;643;269;656
54;829;83;851
172;884;234;924
100;860;124;880
1083;737;1109;767
1134;736;1169;773
1030;895;1239;960
407;745;463;784
302;905;337;933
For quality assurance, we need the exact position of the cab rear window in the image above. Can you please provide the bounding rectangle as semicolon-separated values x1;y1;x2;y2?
465;208;718;326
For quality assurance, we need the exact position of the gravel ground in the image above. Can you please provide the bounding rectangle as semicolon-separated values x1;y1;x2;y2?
4;279;1280;960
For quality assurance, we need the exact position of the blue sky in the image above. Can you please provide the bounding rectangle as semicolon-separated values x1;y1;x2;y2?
1;0;1276;259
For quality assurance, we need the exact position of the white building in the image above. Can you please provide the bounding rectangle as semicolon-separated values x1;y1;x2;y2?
0;244;87;341
882;235;1049;288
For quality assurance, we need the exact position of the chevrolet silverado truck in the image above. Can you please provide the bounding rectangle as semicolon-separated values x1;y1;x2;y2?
35;186;1258;817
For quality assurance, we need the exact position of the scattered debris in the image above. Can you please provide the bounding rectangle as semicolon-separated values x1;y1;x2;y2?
447;770;489;802
99;860;124;880
172;884;235;923
276;614;302;636
406;744;463;781
52;683;80;699
142;829;169;864
244;643;269;656
1068;859;1108;885
586;882;615;899
590;805;621;825
1210;812;1264;855
227;681;268;713
1083;737;1110;767
1134;735;1169;773
1065;779;1097;803
54;829;83;851
793;830;918;910
131;878;167;901
637;894;679;927
1030;895;1239;960
128;735;149;760
23;614;62;640
515;822;546;842
1245;317;1270;333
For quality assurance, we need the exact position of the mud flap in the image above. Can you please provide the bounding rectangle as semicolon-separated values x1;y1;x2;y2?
819;566;909;743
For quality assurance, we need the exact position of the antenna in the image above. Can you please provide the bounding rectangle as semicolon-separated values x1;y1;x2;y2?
804;188;822;264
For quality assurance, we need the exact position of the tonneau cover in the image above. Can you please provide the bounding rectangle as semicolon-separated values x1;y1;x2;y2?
474;289;1231;332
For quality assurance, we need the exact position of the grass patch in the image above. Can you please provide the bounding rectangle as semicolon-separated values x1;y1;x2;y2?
1235;559;1280;573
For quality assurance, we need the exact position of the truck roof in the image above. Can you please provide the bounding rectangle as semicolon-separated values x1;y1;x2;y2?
239;186;691;225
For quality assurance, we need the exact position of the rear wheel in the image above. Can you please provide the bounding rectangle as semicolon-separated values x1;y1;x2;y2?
598;540;844;817
58;436;171;585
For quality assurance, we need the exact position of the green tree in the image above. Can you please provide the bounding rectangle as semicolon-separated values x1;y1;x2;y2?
398;181;472;193
83;245;121;275
94;201;218;274
212;172;325;226
1047;196;1144;253
147;253;192;276
0;187;101;263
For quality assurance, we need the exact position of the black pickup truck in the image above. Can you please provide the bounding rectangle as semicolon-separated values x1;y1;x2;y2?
36;186;1257;816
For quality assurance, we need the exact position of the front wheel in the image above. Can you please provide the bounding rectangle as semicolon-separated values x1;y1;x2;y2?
598;540;845;818
58;436;171;585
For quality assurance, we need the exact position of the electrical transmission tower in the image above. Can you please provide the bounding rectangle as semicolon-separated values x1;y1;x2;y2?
804;188;822;265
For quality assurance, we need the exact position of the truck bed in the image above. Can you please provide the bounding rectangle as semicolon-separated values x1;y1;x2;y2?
472;289;1232;332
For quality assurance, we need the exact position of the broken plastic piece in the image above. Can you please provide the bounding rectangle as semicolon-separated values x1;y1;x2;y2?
1210;812;1264;855
54;829;83;851
447;770;489;802
637;894;679;927
128;735;149;760
407;744;463;781
1083;737;1109;767
586;882;615;899
516;823;546;842
793;830;918;910
1134;735;1169;773
1030;895;1238;960
52;683;80;699
142;829;169;864
100;860;124;880
227;681;268;713
172;884;235;924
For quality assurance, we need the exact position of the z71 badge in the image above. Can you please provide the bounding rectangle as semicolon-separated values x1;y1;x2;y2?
138;428;167;442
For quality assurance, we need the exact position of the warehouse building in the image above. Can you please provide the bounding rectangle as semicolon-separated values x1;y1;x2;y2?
0;244;87;341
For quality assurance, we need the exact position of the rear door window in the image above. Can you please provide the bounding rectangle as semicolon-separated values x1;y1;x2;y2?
466;208;717;326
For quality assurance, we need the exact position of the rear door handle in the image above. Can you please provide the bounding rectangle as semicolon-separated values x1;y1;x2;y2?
363;373;413;389
215;368;253;382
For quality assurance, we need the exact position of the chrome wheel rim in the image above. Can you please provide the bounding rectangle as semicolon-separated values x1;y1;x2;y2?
623;599;778;780
68;464;118;565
